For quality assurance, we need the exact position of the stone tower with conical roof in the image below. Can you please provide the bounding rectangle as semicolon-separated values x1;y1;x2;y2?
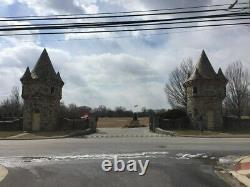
20;49;64;131
184;50;227;130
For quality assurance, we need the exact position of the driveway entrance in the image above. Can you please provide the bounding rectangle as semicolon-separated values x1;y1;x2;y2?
86;127;167;138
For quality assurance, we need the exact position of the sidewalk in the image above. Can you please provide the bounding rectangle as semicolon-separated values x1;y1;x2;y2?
178;134;250;138
86;127;168;138
154;128;250;138
230;156;250;187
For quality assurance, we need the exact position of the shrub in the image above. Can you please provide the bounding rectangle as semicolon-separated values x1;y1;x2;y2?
159;109;187;119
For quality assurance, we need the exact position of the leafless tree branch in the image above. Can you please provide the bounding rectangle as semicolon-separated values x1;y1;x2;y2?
165;58;194;109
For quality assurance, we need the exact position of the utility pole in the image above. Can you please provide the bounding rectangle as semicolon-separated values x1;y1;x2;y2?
228;0;238;9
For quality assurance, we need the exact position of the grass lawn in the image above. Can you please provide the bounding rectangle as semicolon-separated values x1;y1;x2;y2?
97;117;149;128
30;130;78;137
0;131;23;138
222;130;250;135
175;129;250;136
175;130;223;136
1;130;83;139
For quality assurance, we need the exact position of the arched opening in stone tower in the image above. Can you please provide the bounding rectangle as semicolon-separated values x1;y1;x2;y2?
51;87;55;94
32;109;41;131
193;87;197;94
206;111;214;129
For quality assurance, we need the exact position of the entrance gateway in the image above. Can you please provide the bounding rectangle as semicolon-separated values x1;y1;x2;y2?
207;111;214;130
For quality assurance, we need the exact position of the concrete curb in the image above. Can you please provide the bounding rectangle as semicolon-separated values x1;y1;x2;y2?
154;128;176;136
153;128;250;138
229;156;250;187
0;165;8;182
0;128;95;140
87;134;167;138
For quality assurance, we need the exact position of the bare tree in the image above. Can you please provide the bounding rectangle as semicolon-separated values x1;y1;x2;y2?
0;86;22;117
165;58;194;109
224;61;249;119
10;86;21;114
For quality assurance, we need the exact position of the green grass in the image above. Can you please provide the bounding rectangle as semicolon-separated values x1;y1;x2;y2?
241;116;250;119
3;130;83;139
0;130;81;139
222;130;250;135
175;129;250;136
29;130;78;137
175;130;222;136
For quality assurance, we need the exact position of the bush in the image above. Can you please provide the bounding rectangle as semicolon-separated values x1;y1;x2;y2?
159;109;187;119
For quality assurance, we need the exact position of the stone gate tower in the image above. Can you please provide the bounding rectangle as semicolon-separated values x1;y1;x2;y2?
20;49;64;131
183;50;227;130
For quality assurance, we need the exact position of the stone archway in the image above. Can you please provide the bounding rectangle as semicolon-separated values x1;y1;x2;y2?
206;110;214;130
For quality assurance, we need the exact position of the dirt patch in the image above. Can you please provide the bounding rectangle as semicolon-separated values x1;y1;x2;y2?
97;117;149;128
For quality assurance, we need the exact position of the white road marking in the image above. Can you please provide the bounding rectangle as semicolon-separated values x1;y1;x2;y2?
175;153;206;160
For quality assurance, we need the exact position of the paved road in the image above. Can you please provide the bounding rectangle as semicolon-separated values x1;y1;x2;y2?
86;127;167;138
0;128;249;187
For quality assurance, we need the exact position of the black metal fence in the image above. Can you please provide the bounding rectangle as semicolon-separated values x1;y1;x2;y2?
149;112;190;132
223;117;250;130
0;117;23;131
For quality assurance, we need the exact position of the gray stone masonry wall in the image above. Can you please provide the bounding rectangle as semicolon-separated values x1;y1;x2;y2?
184;51;227;130
21;49;64;131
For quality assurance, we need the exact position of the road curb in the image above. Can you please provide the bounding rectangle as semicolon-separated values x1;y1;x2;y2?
154;128;176;136
231;156;250;187
215;170;242;187
150;128;250;138
86;134;167;138
0;128;94;140
0;165;8;182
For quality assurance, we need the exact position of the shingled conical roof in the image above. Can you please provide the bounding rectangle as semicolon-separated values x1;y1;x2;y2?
186;50;217;82
56;72;64;85
20;67;32;82
217;68;228;82
195;50;217;79
31;48;57;80
188;68;203;81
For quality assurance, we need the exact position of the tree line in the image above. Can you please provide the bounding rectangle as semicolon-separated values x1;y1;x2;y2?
0;89;154;119
0;87;22;118
59;104;156;118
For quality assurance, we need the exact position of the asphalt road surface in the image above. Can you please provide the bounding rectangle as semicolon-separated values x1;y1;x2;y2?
0;128;250;187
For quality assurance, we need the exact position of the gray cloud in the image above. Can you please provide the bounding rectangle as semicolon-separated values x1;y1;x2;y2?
18;0;98;15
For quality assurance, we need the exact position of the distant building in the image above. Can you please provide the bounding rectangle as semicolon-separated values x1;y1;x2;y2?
20;49;64;131
184;50;228;130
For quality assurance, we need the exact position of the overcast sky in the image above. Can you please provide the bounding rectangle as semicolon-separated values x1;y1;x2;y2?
0;0;250;111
